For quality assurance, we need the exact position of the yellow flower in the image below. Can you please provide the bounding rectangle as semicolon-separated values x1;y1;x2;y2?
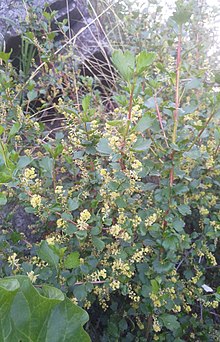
80;209;91;222
8;253;20;269
24;167;36;180
27;271;39;283
30;194;42;208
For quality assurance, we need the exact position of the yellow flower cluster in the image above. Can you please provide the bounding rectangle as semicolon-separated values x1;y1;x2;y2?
57;218;67;229
8;253;20;270
30;194;42;208
110;279;120;291
27;271;39;283
112;259;134;278
152;316;161;333
89;269;107;282
80;209;91;221
145;213;157;227
131;246;151;263
93;286;110;311
109;224;131;241
77;209;91;231
128;284;140;302
24;167;37;180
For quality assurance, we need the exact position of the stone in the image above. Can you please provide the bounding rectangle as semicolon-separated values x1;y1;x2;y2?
0;0;110;60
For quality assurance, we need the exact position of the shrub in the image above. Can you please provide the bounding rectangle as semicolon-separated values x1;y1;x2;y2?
0;0;219;341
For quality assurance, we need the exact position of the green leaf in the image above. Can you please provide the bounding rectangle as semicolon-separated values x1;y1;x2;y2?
132;136;151;151
151;279;159;294
64;252;80;269
111;50;135;81
0;50;12;63
178;204;191;216
96;138;113;155
162;236;178;250
82;95;91;113
135;114;154;132
40;157;54;174
160;314;180;331
172;3;192;25
68;198;79;211
17;156;32;169
92;237;105;251
38;241;59;269
0;276;90;342
136;51;156;74
0;192;7;205
27;90;38;101
9;123;21;138
185;78;202;90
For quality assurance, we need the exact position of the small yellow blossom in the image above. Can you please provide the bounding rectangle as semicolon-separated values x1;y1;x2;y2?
30;194;42;208
80;209;91;222
24;167;36;180
27;271;39;283
8;253;20;269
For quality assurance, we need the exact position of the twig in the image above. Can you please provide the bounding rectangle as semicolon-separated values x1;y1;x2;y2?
154;96;169;148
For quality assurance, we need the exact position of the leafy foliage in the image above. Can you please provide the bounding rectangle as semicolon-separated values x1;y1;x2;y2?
0;276;90;341
0;0;220;341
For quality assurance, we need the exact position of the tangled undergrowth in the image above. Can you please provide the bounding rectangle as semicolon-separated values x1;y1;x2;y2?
0;0;220;341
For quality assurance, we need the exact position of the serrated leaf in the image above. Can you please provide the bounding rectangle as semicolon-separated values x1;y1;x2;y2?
111;50;135;81
27;90;38;101
136;51;156;74
160;314;180;331
178;204;191;216
0;50;12;62
38;241;59;269
132;136;151;151
82;95;91;112
92;237;105;251
9;123;21;138
96;138;112;155
64;252;80;269
135;114;154;132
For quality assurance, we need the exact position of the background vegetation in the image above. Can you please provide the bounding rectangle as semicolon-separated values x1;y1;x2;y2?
0;0;220;340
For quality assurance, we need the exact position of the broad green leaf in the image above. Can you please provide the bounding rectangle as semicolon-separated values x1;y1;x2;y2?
0;50;12;63
136;51;156;74
38;241;59;269
39;157;54;174
132;136;151;151
96;138;113;155
17;156;32;169
0;276;90;342
27;90;38;101
64;252;80;269
185;78;202;90
160;314;180;331
178;204;191;216
68;197;79;211
172;3;192;25
135;114;155;132
111;50;135;81
92;236;105;251
151;279;159;294
9;123;21;138
162;236;179;250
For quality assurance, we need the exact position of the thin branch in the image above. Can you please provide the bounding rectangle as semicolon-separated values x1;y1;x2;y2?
154;96;169;148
